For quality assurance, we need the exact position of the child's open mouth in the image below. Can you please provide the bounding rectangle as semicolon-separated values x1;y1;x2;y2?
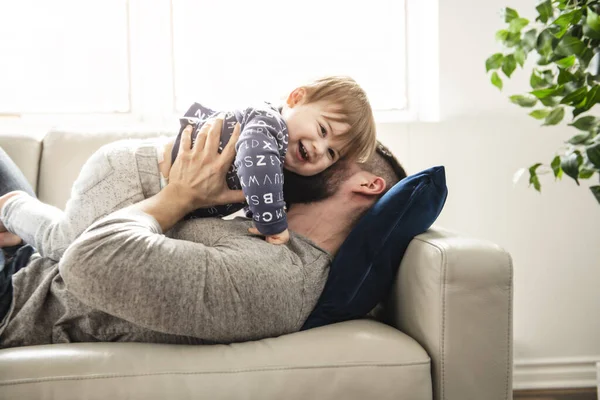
298;141;309;162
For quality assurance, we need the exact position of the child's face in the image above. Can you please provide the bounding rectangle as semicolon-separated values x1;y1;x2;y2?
282;89;350;177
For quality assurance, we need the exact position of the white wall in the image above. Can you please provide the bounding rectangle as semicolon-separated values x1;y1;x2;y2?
377;0;600;389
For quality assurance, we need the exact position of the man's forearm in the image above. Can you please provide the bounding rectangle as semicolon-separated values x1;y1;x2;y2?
129;183;195;232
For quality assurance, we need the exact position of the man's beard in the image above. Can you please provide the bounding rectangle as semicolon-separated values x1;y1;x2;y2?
283;162;350;209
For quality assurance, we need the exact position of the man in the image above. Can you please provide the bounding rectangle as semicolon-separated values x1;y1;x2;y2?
0;117;405;348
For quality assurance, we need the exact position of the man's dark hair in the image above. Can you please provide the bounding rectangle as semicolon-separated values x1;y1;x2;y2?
362;141;407;196
283;140;407;207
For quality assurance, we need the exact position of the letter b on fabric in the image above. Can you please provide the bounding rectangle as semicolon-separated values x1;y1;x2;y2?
302;166;448;330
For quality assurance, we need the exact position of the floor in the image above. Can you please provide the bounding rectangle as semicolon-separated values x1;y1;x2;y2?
514;388;598;400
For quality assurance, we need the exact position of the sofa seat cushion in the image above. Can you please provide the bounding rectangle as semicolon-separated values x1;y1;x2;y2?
0;320;432;400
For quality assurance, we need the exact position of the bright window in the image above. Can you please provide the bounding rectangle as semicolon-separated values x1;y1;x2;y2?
0;0;426;121
171;0;407;111
0;0;130;114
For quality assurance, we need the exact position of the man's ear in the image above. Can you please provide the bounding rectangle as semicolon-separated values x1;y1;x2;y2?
286;87;306;107
352;171;386;196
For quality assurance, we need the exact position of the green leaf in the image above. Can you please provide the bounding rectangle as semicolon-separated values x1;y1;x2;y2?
575;85;600;115
567;133;592;144
579;168;596;179
505;32;522;47
523;29;538;51
540;96;561;107
569;115;598;131
504;7;520;23
486;53;504;72
509;17;530;33
561;86;587;105
558;68;575;85
514;48;527;67
536;29;555;57
510;94;538;107
543;106;565;125
531;86;561;99
551;155;563;179
529;109;551;119
555;55;576;68
491;71;503;90
587;8;600;33
586;142;600;168
553;25;569;39
583;23;600;40
555;35;586;57
542;70;555;84
579;48;595;69
528;163;543;191
590;186;600;204
553;9;583;28
561;151;583;184
530;69;551;89
502;54;517;77
496;29;509;42
536;0;553;23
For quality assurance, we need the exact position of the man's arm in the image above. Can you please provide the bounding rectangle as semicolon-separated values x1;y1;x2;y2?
58;209;305;341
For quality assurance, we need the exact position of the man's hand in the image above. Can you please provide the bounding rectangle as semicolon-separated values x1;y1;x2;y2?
168;115;245;211
0;191;25;247
131;116;245;232
248;227;290;245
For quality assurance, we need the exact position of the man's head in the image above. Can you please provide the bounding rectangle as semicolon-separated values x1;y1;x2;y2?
281;76;377;177
284;141;407;255
284;141;407;208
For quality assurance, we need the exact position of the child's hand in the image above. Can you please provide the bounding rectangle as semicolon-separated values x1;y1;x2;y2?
248;227;290;245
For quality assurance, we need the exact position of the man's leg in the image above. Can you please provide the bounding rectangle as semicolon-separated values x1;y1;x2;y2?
0;147;36;197
0;147;36;321
0;147;35;253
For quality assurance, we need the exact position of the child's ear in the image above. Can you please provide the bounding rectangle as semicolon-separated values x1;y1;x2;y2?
286;87;306;107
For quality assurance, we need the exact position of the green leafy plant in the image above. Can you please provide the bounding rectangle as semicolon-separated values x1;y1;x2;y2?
486;0;600;204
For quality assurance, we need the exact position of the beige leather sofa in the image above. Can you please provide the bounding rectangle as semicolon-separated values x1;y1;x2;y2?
0;128;513;400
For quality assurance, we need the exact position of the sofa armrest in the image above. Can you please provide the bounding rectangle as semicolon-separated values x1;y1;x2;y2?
381;227;513;400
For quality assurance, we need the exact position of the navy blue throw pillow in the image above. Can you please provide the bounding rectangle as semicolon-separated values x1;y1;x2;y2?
302;166;448;330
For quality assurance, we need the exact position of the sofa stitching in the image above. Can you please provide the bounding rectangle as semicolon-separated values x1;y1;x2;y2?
504;252;514;400
441;241;447;400
0;360;431;386
412;236;446;400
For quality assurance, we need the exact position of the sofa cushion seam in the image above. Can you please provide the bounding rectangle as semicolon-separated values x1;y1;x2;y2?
0;360;432;386
412;236;446;399
504;252;514;400
441;242;447;400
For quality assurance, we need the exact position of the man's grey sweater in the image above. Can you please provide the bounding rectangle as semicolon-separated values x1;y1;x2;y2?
0;141;330;348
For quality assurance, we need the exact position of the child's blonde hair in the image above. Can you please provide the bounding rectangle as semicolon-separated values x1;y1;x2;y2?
299;76;377;163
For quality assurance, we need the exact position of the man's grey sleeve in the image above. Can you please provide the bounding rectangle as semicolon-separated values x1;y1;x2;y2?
1;143;143;261
58;209;304;342
235;108;288;235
